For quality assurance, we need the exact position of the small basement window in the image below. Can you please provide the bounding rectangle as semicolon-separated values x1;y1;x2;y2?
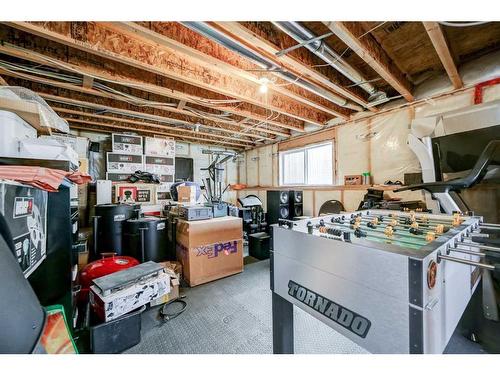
279;141;333;186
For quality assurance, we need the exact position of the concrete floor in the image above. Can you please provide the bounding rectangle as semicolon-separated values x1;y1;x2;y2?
125;259;487;354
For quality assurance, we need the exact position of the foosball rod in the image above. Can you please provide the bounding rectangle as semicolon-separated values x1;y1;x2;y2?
324;222;428;247
480;223;500;229
363;213;454;227
437;253;496;271
327;219;429;241
458;241;500;254
449;247;486;257
353;217;436;239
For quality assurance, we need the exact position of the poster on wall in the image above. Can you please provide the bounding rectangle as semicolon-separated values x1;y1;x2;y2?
0;181;48;277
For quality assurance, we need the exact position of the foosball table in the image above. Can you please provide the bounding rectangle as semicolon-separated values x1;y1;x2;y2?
270;209;500;354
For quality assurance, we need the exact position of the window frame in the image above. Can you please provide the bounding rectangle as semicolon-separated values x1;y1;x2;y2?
279;141;334;187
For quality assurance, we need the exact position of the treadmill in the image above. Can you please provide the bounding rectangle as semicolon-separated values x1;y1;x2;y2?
396;139;500;352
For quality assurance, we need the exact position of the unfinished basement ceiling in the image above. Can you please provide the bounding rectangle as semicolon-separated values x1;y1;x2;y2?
0;21;499;149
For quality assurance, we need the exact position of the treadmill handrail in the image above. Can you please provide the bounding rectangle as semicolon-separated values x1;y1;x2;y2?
395;139;500;194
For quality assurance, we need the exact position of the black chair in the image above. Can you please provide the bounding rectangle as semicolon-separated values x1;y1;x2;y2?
318;200;345;215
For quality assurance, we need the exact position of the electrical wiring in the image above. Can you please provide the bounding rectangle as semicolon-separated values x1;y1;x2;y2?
0;59;265;138
1;43;286;138
1;59;273;143
4;43;243;106
0;59;181;111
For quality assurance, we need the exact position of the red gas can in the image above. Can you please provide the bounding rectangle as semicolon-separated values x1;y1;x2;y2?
78;253;139;304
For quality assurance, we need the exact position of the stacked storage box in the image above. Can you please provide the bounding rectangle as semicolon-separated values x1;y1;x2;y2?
106;134;144;182
143;137;175;206
106;134;176;211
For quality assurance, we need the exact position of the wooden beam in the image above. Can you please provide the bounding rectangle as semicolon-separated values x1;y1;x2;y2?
113;22;349;120
0;42;291;137
177;100;187;110
422;22;463;90
323;22;414;101
211;22;373;112
35;92;257;146
0;75;7;85
4;21;327;127
0;69;270;141
68;121;245;149
54;107;254;145
67;119;248;148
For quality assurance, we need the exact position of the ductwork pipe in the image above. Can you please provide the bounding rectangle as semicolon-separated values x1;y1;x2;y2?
273;21;385;101
182;22;363;111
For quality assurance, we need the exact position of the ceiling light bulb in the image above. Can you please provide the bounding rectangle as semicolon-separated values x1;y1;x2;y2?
259;77;270;94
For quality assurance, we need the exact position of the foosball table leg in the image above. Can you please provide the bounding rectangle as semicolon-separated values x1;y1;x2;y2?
272;292;294;354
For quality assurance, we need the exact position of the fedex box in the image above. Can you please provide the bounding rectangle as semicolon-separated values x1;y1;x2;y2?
176;216;243;286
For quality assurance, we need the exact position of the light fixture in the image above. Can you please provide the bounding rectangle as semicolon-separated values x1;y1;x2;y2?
259;77;270;94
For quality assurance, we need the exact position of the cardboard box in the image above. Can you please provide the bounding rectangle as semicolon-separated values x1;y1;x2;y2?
144;155;175;176
111;133;143;155
106;153;143;174
78;158;89;174
90;270;170;322
78;183;88;208
150;261;181;306
113;183;156;204
144;137;175;157
40;134;89;158
159;175;174;183
176;216;243;287
106;172;131;182
177;185;196;204
0;110;37;158
74;240;89;271
19;138;79;168
156;183;172;205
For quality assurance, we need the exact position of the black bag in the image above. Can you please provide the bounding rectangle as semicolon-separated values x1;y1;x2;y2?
0;212;46;353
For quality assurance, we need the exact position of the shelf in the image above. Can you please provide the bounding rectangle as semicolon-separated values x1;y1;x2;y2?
233;184;408;192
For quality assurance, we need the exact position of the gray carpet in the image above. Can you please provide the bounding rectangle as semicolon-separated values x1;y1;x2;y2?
125;259;485;354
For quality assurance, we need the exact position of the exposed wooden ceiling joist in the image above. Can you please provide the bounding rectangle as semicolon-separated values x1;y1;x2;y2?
55;107;255;145
68;121;246;149
0;68;272;141
124;21;351;120
210;22;375;112
4;22;327;128
0;42;291;138
30;91;258;146
66;118;249;148
323;21;414;101
422;22;463;90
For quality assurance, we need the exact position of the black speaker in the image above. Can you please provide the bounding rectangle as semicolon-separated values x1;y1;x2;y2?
289;190;303;219
266;190;290;224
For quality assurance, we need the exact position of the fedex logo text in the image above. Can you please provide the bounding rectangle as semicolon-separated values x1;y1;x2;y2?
195;240;239;259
